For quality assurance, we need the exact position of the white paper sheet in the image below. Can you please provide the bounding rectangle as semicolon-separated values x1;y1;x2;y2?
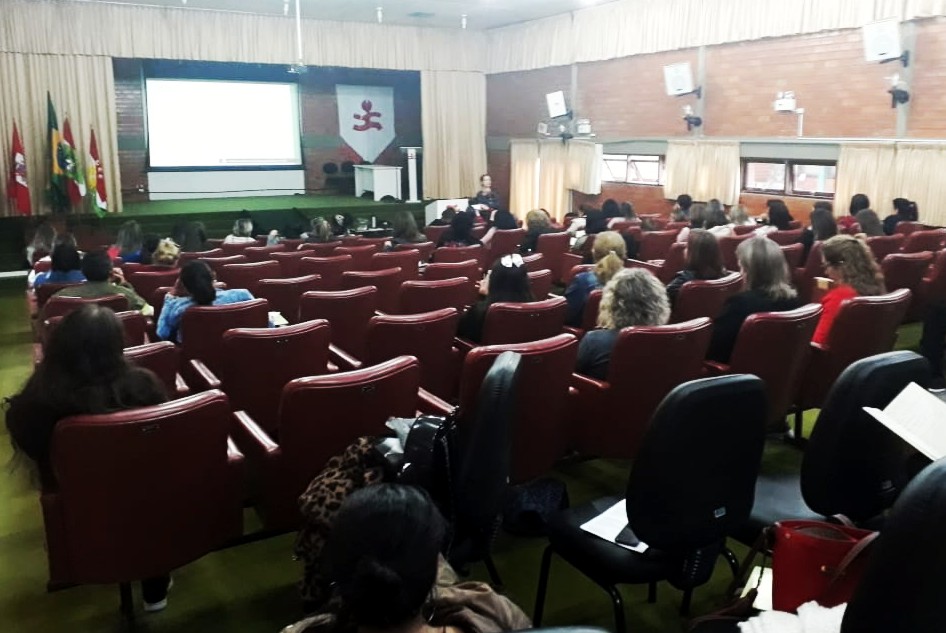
863;382;946;460
741;566;773;611
579;499;649;554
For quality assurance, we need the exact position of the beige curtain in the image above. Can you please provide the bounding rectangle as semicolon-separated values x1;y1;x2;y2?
1;0;483;72
663;140;741;205
891;143;946;227
421;71;488;199
538;140;572;221
0;53;120;216
834;144;898;217
567;141;602;195
509;140;540;218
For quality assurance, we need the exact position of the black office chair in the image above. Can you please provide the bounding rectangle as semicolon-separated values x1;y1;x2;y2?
448;351;522;586
732;350;932;545
534;375;767;633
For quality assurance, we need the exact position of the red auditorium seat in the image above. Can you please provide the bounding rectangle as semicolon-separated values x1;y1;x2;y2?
536;232;571;283
243;244;287;262
917;250;946;316
371;250;421;284
433;244;485;269
719;233;754;271
487;228;526;261
475;296;567;346
609;220;641;233
41;390;244;596
521;253;546;272
124;341;190;398
299;287;377;359
570;317;713;459
768;228;804;246
220;240;263;256
35;282;84;310
637;230;678;261
218;260;281;295
231;356;435;532
199;255;248;276
43;294;129;321
894;221;924;236
670;272;743;322
788;220;803;229
394;240;435;262
335;244;380;270
45;309;147;350
297;242;340;257
563;263;594;286
794;289;912;436
269;250;312;278
128;270;180;301
425;225;449;245
882;252;935;322
780;243;805;268
793;241;825;302
398;278;472;314
179;298;269;378
733;224;757;235
255;274;323;323
298;255;353;291
900;229;946;254
866;234;905;262
705;304;822;432
423;260;481;284
356;236;390;249
528;269;554;299
563;289;603;339
341;267;402;313
626;241;686;284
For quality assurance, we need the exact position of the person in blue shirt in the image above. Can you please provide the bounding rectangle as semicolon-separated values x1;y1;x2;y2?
563;231;626;327
156;260;255;343
33;243;86;288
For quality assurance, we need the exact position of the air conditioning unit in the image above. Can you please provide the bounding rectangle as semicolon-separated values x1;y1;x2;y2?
774;91;797;112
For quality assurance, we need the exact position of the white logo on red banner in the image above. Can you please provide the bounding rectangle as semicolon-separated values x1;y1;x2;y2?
336;84;395;162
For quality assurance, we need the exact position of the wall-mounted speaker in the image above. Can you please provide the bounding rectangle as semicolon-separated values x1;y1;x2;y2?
863;19;902;63
663;62;695;97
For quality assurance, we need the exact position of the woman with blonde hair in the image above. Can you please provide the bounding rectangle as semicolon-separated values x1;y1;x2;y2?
151;238;181;267
564;230;626;326
812;235;885;345
575;268;670;379
730;205;754;226
521;209;554;253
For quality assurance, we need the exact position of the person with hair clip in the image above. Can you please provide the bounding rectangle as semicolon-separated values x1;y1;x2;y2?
665;229;728;307
564;231;626;326
838;193;870;231
224;218;257;245
282;484;529;633
456;254;533;343
156;260;255;343
812;234;886;345
302;217;338;245
883;198;919;235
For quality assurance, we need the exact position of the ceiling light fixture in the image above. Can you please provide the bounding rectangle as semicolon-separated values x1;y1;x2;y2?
461;14;467;29
376;6;383;23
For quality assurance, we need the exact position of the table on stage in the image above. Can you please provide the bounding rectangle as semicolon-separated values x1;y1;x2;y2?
354;165;403;202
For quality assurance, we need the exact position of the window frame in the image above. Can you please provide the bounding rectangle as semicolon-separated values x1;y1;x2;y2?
787;160;837;199
741;158;837;199
599;153;665;187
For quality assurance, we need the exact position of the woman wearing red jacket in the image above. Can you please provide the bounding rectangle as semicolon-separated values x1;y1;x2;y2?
813;235;886;345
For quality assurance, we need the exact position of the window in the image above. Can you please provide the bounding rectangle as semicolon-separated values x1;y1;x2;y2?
744;161;787;194
600;154;663;185
791;163;837;197
742;159;837;198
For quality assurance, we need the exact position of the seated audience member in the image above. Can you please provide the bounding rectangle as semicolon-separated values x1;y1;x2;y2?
53;251;152;315
671;194;693;222
855;209;884;237
666;229;727;307
139;234;162;265
481;208;518;246
601;198;622;222
707;236;802;363
704;202;733;237
33;243;85;288
285;484;529;633
156;260;254;343
151;238;181;268
564;231;626;326
387;211;427;251
883;198;919;235
172;221;208;253
28;233;79;288
224;218;256;245
839;193;871;231
676;202;712;242
428;207;456;227
575;268;670;380
610;201;637;227
330;213;355;237
572;209;608;257
799;201;838;260
4;304;171;609
521;209;555;254
109;220;144;263
730;205;755;226
437;212;481;248
812;235;886;345
457;254;533;343
266;230;282;246
302;217;338;245
25;222;56;267
755;199;794;235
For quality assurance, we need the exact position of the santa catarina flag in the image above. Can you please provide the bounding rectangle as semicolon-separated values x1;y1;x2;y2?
86;128;107;217
7;123;31;216
60;118;86;207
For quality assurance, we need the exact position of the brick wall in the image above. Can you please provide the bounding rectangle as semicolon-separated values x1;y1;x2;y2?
908;20;946;137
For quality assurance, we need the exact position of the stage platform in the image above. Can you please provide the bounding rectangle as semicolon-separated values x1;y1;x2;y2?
121;194;427;217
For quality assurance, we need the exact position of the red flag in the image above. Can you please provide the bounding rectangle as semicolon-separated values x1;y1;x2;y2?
61;118;85;207
88;128;107;216
7;123;31;216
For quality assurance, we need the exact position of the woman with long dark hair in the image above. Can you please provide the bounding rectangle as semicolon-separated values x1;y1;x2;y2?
799;201;838;260
666;229;727;307
156;260;255;342
457;254;533;342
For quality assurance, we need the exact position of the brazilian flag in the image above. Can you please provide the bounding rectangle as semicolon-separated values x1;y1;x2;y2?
46;93;68;213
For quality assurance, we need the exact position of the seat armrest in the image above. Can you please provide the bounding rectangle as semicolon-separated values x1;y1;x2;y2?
454;337;475;355
625;259;662;274
174;373;191;398
231;410;280;462
329;344;362;371
571;372;608;393
703;361;730;376
226;436;245;468
417;388;456;417
188;358;222;391
562;325;584;339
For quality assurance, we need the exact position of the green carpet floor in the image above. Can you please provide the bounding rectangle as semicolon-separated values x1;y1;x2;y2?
0;276;924;632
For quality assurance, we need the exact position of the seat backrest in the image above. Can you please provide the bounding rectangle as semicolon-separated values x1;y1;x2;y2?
733;224;757;235
654;241;688;284
780;242;805;268
372;250;421;285
922;250;946;300
802;351;932;523
638;230;678;261
218;260;281;295
841;456;946;632
900;229;946;254
521;252;546;273
719;233;754;271
767;228;804;246
220;239;262;256
894;221;924;236
433;244;485;268
299;287;378;359
866;234;905;262
220;320;332;435
244;244;287;262
298;242;340;257
610;220;641;233
46;309;147;348
822;289;912;361
341;267;402;313
488;228;526;261
179;298;269;374
279;356;422;484
536;232;570;282
199;255;248;276
423;259;480;283
128;269;180;301
298;255;353;291
627;375;766;551
398;278;472;314
394;240;435;262
35;282;84;309
425;225;449;245
124;341;181;395
43;294;130;320
367;308;460;399
270;250;313;278
528;269;554;299
50;390;241;582
793;241;825;302
460;334;579;483
482;296;567;345
178;248;224;265
581;289;604;332
728;304;823;430
335;244;379;270
671;272;743;322
255;274;323;323
882;252;935;296
563;264;594;286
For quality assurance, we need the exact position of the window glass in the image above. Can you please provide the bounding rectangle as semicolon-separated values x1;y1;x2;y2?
792;163;837;196
745;162;786;192
601;154;628;182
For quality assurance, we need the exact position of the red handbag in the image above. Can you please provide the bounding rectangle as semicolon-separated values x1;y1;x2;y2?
771;519;878;612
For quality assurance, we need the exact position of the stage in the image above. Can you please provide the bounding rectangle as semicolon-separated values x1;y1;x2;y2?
121;194;427;217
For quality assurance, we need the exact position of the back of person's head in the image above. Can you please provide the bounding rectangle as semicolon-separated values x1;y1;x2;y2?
893;198;918;221
81;250;113;282
813;200;833;213
310;217;334;242
176;221;207;252
855;209;884;236
449;212;475;242
42;304;128;386
487;254;533;304
526;209;551;233
810;207;838;241
731;205;750;225
491;209;518;231
707;199;723;217
850;193;870;217
620;201;636;219
584;209;608;235
767;199;793;230
601;198;621;218
141;233;161;261
31;223;57;251
326;484;446;630
592;231;627;285
440;208;457;223
822;235;886;296
232;218;253;238
676;194;693;211
330;213;354;236
686;229;725;277
53;232;78;250
689;203;708;229
704;206;730;230
736;236;797;300
180;260;217;305
116;220;142;254
152;238;181;267
50;243;81;273
392;211;421;241
598;268;670;330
